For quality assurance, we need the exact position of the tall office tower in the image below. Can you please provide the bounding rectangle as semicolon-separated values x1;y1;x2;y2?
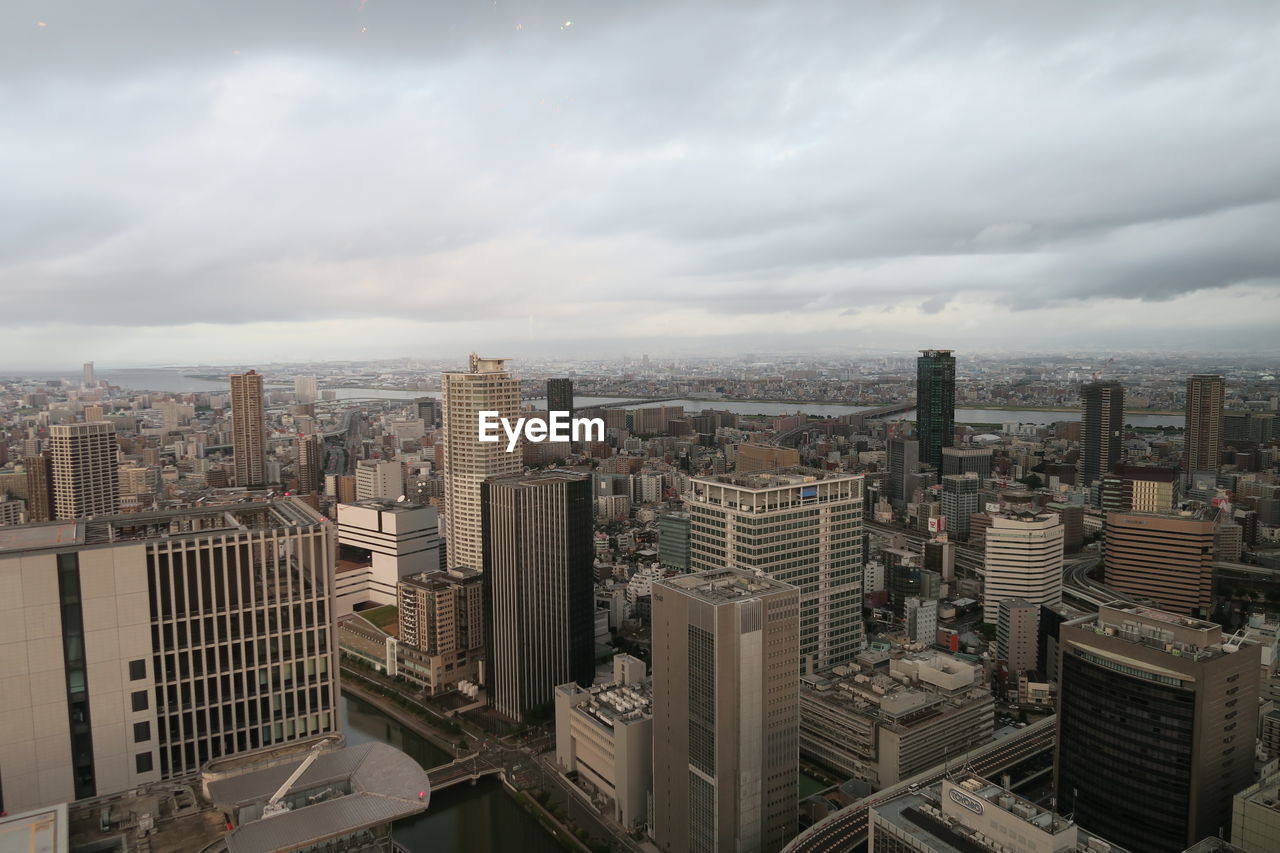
658;511;691;570
414;396;441;428
997;597;1039;676
1102;464;1180;514
397;567;485;694
82;361;95;388
1104;510;1215;616
50;422;119;519
23;453;54;522
295;434;324;494
355;458;404;501
442;354;522;570
915;349;955;470
940;446;992;480
1185;374;1225;485
229;370;266;488
940;473;979;540
546;377;574;417
482;473;594;721
1077;380;1125;488
687;469;865;671
651;569;800;853
0;499;337;813
982;511;1063;624
293;374;318;404
886;437;919;508
1055;604;1259;853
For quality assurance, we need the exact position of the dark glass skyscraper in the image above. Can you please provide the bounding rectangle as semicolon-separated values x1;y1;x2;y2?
546;377;574;417
1077;380;1125;488
915;349;955;470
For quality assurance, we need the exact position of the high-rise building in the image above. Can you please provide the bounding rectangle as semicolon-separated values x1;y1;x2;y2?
397;566;485;694
916;349;956;470
293;374;318;404
1102;464;1180;514
82;361;94;388
905;596;938;645
1104;510;1216;617
22;453;54;523
442;354;522;570
940;473;979;541
651;569;799;853
1185;374;1225;485
546;377;574;417
687;469;865;671
886;437;919;508
940;446;992;480
0;499;337;813
414;397;441;428
1078;380;1125;488
229;370;266;488
997;597;1039;676
355;458;404;501
482;473;594;721
982;511;1063;624
50;422;119;519
1055;604;1259;853
295;434;324;494
658;511;691;570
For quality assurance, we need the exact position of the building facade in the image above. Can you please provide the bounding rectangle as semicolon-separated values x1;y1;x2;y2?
397;566;484;694
1184;374;1225;485
1103;510;1215;617
229;370;266;488
50;422;119;519
546;377;574;417
982;512;1064;624
1078;380;1125;488
916;350;956;471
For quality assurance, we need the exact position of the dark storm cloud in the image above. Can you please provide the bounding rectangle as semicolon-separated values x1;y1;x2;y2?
1;0;1278;356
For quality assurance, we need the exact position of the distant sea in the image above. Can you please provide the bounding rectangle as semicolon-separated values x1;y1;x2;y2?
2;368;230;393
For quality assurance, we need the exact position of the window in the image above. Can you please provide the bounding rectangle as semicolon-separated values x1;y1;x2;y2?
136;753;153;774
129;660;146;681
131;691;148;712
134;722;151;743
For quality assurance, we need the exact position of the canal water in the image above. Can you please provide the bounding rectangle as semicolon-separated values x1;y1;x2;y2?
340;693;564;852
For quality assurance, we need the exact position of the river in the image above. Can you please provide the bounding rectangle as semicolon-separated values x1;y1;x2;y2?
340;693;564;852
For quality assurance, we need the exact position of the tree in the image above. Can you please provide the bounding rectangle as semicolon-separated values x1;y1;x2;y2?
1019;473;1043;490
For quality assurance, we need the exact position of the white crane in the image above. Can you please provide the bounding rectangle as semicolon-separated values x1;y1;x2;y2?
261;744;324;819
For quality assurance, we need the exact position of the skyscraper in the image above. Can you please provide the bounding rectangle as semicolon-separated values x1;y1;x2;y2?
982;510;1063;624
940;446;992;480
1055;604;1259;853
915;349;956;470
22;453;54;523
355;458;404;501
229;370;266;488
886;436;919;508
1077;380;1125;488
482;472;594;721
1103;509;1216;617
294;374;318;404
295;434;324;495
398;566;485;695
0;499;337;812
940;472;979;541
651;569;799;853
82;361;94;388
1185;374;1225;485
687;469;865;671
442;354;522;570
546;377;574;417
50;421;118;519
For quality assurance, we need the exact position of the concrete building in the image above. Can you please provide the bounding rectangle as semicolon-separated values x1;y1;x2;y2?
23;453;55;523
293;374;318;404
1044;502;1084;554
658;511;691;570
396;566;484;694
997;598;1039;677
735;443;801;473
0;499;337;813
441;354;522;570
483;473;595;721
982;511;1064;624
905;597;938;647
1078;380;1125;488
82;361;94;388
687;469;865;671
887;437;919;509
1185;374;1225;485
295;434;324;495
335;499;441;615
1103;510;1215;617
799;651;993;788
354;458;404;501
50;422;119;519
1232;769;1280;853
940;473;979;541
940;447;992;480
651;569;799;853
229;371;266;488
546;377;574;417
916;350;956;471
554;655;652;830
1055;604;1260;853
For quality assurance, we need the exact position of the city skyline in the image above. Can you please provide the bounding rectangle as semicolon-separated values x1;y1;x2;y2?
3;2;1279;365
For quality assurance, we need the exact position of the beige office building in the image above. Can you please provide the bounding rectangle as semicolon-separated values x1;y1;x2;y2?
687;469;864;671
1104;510;1215;617
229;370;266;488
441;354;521;569
0;499;337;813
982;511;1064;624
50;421;119;520
1185;374;1224;484
397;566;485;694
651;569;799;853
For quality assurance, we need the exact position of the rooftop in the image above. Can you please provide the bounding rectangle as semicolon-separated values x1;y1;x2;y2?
657;568;796;604
693;467;857;490
0;804;67;853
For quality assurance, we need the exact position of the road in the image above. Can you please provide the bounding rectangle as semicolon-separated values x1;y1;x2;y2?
783;718;1057;853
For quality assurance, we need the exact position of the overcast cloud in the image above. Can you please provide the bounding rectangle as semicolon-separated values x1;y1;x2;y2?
2;0;1278;366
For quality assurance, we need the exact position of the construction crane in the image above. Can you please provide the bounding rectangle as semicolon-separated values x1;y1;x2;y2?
261;744;325;819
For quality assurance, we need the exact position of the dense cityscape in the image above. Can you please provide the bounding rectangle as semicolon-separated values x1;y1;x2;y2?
1;349;1278;853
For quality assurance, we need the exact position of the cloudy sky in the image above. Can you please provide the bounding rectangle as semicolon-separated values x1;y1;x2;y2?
3;0;1279;367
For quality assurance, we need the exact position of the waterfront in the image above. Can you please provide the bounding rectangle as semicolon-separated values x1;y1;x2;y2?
340;693;564;852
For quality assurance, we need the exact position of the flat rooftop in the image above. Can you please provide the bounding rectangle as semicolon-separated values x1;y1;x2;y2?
0;804;66;853
693;467;856;489
658;568;796;603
